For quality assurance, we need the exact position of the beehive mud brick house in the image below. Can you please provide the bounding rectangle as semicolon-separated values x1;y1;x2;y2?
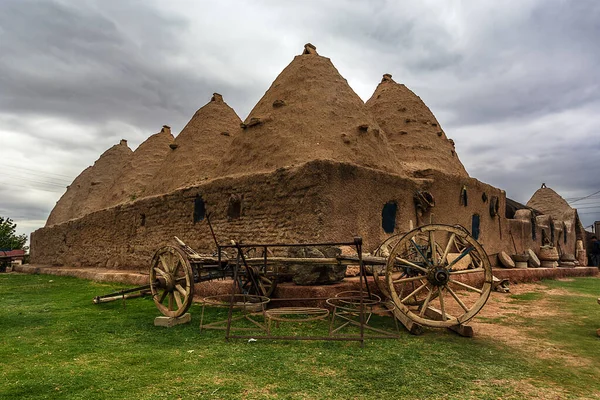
30;44;587;270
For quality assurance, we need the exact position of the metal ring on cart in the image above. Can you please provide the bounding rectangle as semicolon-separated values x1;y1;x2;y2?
202;294;270;310
334;290;381;306
265;307;330;323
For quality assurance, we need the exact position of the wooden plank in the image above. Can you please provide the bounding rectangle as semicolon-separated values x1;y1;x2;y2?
372;273;424;335
388;305;424;335
183;255;390;266
154;313;191;328
423;307;473;337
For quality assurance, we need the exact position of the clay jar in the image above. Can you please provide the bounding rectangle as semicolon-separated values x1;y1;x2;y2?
539;245;559;261
511;254;530;269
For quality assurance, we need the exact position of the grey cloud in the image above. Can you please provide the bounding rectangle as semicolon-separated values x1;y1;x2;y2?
432;0;600;126
0;188;57;220
0;0;254;136
1;0;599;237
454;101;600;227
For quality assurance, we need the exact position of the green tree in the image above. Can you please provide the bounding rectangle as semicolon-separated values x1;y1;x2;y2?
0;217;27;250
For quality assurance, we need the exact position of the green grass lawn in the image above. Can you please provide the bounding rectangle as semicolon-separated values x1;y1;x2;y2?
1;273;599;399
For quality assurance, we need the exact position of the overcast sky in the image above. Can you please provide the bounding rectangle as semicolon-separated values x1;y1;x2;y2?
1;0;599;241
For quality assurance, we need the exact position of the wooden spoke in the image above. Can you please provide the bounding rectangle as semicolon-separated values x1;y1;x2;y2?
172;258;182;274
257;279;267;296
429;230;437;266
446;285;469;312
448;279;482;294
401;281;429;304
260;276;273;284
394;272;407;280
446;247;474;270
396;258;428;274
392;275;428;284
410;240;433;268
173;291;183;308
154;267;169;279
449;268;484;275
158;289;168;304
159;255;169;272
441;233;456;265
470;254;483;269
419;287;434;316
168;292;174;311
175;284;187;297
438;286;447;320
238;262;278;298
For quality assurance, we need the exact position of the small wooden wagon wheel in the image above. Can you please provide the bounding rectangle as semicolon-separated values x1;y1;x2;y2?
369;232;406;275
150;246;195;318
385;224;492;328
237;247;278;298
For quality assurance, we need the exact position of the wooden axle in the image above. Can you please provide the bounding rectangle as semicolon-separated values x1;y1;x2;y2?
93;289;151;304
190;254;388;266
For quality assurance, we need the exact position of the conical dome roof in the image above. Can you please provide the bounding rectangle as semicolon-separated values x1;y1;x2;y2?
104;126;174;207
527;184;575;221
145;94;242;195
46;140;132;226
222;44;400;176
365;74;468;178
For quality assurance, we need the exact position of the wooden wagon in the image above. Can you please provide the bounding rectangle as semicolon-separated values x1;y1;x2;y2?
95;223;493;334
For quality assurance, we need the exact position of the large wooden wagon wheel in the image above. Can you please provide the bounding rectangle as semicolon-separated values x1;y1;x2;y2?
237;247;278;298
385;224;492;328
150;246;195;318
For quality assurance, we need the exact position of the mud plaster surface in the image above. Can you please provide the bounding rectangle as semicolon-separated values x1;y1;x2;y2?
527;187;575;222
366;75;469;178
222;52;400;176
105;128;174;208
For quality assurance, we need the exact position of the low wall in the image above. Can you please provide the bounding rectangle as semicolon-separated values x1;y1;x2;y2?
14;264;598;300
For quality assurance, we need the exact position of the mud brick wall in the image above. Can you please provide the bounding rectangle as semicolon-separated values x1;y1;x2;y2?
31;160;579;270
315;164;511;260
31;161;332;270
507;213;578;258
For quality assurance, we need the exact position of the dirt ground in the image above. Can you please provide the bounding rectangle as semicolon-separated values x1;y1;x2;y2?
472;279;595;368
468;278;600;399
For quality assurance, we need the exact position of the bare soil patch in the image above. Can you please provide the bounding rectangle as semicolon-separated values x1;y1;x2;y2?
471;282;595;368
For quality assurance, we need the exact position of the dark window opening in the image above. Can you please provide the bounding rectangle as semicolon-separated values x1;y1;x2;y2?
140;213;146;227
550;219;555;244
227;194;242;220
563;222;568;244
460;186;468;207
531;215;537;240
193;195;206;223
482;193;488;203
382;201;398;234
471;214;481;240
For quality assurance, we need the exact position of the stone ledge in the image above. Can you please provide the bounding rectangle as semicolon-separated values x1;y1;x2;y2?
491;266;598;283
13;264;598;303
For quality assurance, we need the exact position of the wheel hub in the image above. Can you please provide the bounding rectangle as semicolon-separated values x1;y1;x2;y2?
163;273;175;291
428;268;449;286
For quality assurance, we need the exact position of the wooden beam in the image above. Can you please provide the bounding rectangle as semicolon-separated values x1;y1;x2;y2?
423;307;473;337
388;305;424;335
